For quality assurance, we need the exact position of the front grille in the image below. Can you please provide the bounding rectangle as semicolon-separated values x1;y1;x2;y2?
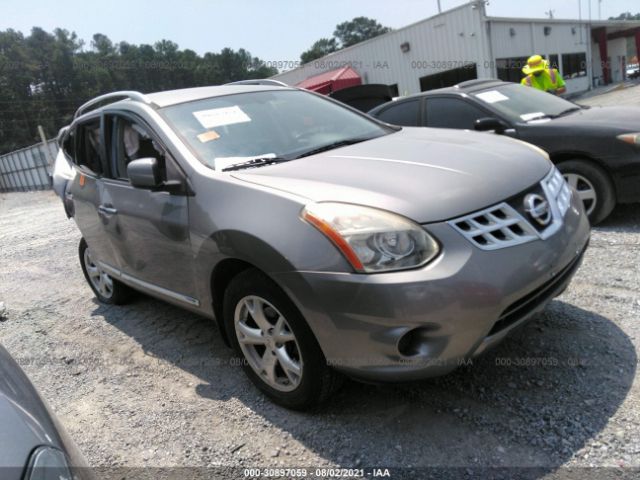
449;203;538;250
449;166;573;250
544;167;572;217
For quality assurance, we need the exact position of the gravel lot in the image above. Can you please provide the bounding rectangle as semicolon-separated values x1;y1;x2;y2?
1;189;639;479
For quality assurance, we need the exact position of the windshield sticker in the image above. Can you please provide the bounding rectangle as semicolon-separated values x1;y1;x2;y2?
193;106;251;129
197;130;221;143
475;90;509;103
520;112;546;121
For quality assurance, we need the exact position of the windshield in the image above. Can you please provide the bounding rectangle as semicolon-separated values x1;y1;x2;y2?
472;83;580;123
161;89;390;170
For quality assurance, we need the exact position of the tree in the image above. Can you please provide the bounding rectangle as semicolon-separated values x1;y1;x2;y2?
609;12;640;20
0;29;277;154
300;38;338;64
299;17;391;64
334;17;391;48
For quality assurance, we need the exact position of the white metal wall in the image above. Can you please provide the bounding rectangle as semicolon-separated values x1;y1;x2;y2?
274;3;490;95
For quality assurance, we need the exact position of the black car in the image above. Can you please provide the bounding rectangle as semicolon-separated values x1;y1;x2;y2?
0;343;93;480
369;80;640;224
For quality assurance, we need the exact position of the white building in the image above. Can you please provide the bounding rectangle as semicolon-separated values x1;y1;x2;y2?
273;0;640;96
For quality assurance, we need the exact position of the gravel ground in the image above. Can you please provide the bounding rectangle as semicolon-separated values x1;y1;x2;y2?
0;190;639;480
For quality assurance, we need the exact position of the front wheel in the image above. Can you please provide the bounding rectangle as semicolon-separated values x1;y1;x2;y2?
224;268;342;410
557;160;615;225
79;238;132;305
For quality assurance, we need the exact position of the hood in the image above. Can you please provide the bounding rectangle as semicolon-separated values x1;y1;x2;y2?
233;128;551;223
550;106;640;131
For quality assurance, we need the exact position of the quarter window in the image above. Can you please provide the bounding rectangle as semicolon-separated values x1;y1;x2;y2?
425;97;487;130
376;100;420;126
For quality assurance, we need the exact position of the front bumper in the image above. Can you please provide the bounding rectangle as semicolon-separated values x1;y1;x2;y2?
273;191;590;382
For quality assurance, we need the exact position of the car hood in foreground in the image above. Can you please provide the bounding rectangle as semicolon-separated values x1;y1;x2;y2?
233;127;551;223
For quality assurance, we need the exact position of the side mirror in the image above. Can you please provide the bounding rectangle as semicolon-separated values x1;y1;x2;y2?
127;157;162;189
474;117;509;134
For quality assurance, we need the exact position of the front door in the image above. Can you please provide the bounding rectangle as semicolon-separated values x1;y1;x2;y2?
100;113;196;305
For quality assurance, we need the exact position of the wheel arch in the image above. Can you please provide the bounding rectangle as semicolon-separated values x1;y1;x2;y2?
549;151;618;200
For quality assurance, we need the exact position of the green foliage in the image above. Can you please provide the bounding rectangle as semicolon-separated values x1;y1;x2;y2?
334;17;391;48
0;28;277;154
609;12;640;20
300;38;338;64
300;16;391;63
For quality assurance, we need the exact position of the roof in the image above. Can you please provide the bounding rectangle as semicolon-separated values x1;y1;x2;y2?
391;79;508;102
146;84;293;108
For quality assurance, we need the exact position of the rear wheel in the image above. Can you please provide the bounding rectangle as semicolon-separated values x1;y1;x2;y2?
79;238;132;304
556;160;615;225
224;268;342;409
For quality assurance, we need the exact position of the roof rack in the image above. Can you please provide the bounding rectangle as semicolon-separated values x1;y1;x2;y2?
225;79;288;87
74;91;155;119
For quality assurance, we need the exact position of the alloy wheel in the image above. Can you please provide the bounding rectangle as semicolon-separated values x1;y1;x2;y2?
83;248;114;299
234;295;303;392
563;173;597;216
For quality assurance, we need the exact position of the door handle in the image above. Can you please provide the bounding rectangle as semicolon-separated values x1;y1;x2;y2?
98;205;118;215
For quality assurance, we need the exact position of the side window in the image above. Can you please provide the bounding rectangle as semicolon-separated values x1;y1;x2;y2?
62;129;76;160
107;116;166;181
376;99;420;126
425;97;487;130
75;119;103;176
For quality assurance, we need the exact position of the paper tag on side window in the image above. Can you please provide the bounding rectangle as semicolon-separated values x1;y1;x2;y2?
475;90;509;103
193;106;251;129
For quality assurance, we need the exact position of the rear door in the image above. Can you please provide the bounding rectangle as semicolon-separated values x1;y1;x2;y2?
374;98;422;126
422;96;490;129
100;111;196;303
67;115;120;268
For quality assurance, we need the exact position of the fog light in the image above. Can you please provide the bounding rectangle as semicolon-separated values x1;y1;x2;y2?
398;326;443;357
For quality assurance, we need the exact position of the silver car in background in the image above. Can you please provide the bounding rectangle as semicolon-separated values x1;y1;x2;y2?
0;344;93;480
53;84;590;409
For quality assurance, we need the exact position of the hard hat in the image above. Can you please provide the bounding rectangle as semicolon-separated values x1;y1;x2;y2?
522;55;548;75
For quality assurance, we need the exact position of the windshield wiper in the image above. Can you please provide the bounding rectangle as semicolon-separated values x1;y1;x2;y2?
549;107;582;119
221;157;289;172
294;137;370;159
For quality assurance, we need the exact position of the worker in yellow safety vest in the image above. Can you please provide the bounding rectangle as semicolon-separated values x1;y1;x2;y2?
521;55;566;95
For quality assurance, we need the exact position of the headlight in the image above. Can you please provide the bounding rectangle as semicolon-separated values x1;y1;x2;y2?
617;133;640;146
302;202;440;273
26;446;73;480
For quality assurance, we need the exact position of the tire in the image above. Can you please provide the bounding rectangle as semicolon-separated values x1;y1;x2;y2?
223;268;342;410
556;160;615;225
78;238;132;305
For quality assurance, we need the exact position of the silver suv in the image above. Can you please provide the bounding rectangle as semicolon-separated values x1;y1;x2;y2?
54;84;590;409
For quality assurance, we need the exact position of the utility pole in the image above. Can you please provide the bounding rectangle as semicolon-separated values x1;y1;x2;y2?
598;0;602;20
545;9;555;19
437;0;442;13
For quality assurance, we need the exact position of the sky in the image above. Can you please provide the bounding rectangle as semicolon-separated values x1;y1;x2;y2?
1;0;638;63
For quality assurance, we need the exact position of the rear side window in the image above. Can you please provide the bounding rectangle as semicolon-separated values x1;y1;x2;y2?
376;100;420;126
75;119;103;176
425;97;487;130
